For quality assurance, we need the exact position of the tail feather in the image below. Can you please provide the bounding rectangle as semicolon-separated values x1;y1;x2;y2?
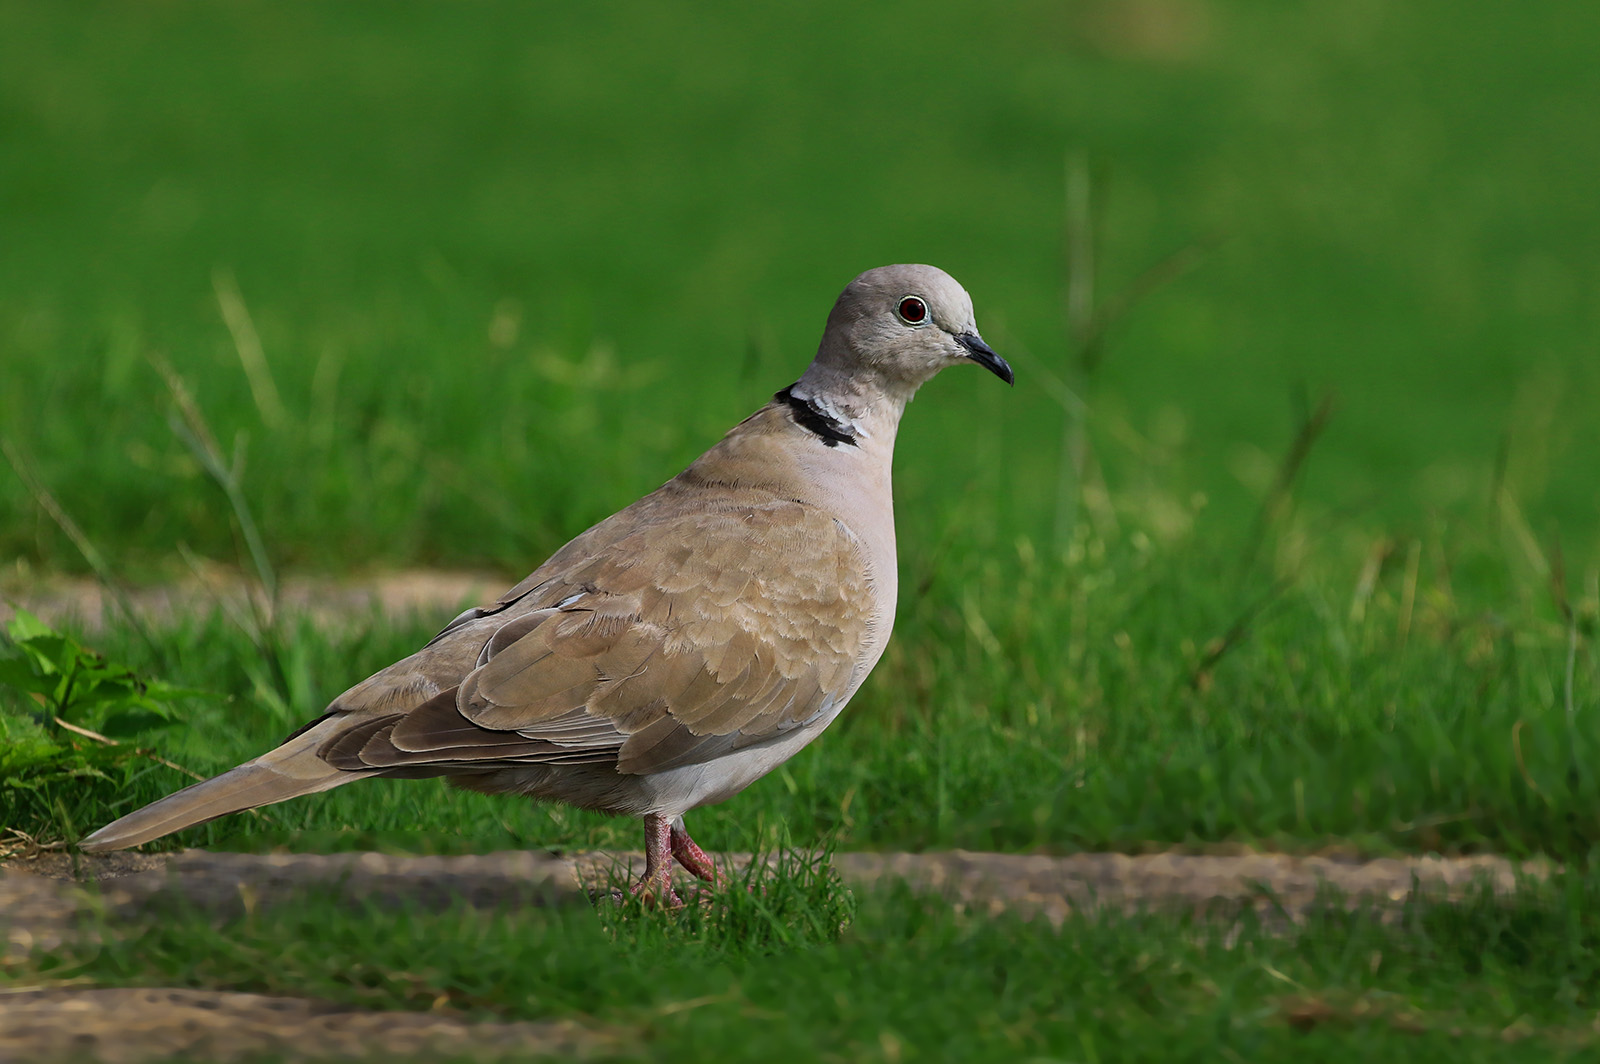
79;720;371;852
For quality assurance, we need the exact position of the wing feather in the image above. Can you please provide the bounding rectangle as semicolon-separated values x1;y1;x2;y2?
316;497;873;780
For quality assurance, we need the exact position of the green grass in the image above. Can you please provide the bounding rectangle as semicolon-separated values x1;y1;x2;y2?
13;863;1600;1061
5;534;1596;862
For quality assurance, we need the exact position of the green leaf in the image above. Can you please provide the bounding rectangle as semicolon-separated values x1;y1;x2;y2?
16;635;73;677
0;656;50;694
4;608;57;644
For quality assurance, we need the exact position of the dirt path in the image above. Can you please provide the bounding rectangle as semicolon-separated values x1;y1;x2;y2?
0;988;604;1064
0;847;1551;1063
4;846;1547;943
0;569;506;632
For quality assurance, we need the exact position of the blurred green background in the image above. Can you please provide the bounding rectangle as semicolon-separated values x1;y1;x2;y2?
4;0;1596;575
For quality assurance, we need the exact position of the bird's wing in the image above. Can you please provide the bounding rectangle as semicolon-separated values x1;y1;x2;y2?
322;497;876;777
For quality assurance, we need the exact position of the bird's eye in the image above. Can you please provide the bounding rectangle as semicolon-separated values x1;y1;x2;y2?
897;296;928;325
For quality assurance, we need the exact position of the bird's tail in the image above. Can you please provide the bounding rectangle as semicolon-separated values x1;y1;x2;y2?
79;717;369;852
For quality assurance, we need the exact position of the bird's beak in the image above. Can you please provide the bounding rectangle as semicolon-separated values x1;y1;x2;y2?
956;333;1014;386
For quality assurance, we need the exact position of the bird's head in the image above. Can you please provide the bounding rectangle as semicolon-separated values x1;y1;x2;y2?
816;264;1013;393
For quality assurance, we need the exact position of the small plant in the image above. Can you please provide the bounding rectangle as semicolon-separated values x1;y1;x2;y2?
0;609;197;850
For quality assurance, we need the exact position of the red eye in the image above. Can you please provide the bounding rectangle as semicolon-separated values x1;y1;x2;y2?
897;296;927;324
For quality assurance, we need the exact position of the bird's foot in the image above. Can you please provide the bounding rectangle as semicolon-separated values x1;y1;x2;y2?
626;880;686;910
626;854;691;910
615;813;721;910
669;819;722;889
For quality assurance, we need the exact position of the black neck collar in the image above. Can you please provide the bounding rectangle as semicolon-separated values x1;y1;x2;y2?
774;386;857;448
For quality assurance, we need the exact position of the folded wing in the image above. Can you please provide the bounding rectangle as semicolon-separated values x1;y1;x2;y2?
323;500;873;777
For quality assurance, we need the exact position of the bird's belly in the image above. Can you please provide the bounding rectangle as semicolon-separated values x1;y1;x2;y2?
645;717;837;813
452;695;850;819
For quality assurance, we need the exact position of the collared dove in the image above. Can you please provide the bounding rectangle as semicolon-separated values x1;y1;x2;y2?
80;264;1013;905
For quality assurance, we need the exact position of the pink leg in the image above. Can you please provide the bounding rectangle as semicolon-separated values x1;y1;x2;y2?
669;817;722;888
629;812;684;908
